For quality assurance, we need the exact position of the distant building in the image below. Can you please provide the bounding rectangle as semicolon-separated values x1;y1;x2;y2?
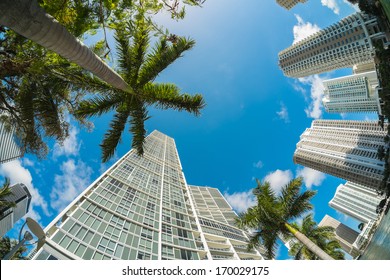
353;62;376;74
322;71;381;113
279;13;386;77
329;181;382;223
319;215;359;258
32;131;264;260
276;0;307;10
294;120;387;189
189;185;266;259
0;183;32;237
0;122;23;164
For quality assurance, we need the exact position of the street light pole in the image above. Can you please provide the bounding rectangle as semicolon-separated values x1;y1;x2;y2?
2;217;45;260
3;231;33;260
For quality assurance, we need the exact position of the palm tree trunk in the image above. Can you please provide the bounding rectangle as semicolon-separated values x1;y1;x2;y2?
285;223;334;260
0;0;130;92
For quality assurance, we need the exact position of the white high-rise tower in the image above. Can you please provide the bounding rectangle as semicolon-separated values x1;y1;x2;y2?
329;181;382;223
279;13;387;77
322;71;380;113
294;120;387;189
32;131;263;260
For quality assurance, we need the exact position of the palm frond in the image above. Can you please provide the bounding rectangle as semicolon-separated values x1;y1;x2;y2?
100;109;129;162
76;92;125;119
114;28;132;79
52;67;116;95
33;85;68;141
279;177;316;220
0;178;16;208
128;101;150;156
260;232;279;260
142;83;205;115
128;14;150;87
138;37;195;86
286;190;316;220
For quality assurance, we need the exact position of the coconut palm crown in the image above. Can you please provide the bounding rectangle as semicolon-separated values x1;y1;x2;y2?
236;177;333;260
74;15;205;162
289;214;345;260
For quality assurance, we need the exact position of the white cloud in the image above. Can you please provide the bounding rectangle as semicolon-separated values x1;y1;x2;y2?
50;159;93;212
342;0;360;11
253;160;264;169
52;126;81;158
263;169;293;193
277;102;290;123
364;115;377;121
296;167;326;189
0;159;50;222
22;158;35;167
321;0;340;14
293;15;321;44
223;189;256;213
298;75;325;119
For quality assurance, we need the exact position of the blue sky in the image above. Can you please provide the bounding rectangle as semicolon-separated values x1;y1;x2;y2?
0;0;374;259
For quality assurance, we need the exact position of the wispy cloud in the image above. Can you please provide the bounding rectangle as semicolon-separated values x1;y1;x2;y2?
364;115;377;121
342;0;359;11
293;15;320;44
321;0;340;14
52;126;81;158
277;102;290;123
296;167;326;189
263;169;294;194
253;160;264;169
50;159;93;212
0;159;50;222
298;75;325;119
223;189;256;213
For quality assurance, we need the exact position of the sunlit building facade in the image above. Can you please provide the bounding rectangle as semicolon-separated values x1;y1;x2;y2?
293;120;387;189
32;131;263;260
279;13;386;77
322;71;380;113
319;215;359;257
189;185;264;260
329;181;382;223
0;183;31;237
276;0;307;10
0;122;23;164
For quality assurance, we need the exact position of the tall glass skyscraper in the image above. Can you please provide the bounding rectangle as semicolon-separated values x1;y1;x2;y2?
32;131;263;260
294;120;388;189
279;13;386;77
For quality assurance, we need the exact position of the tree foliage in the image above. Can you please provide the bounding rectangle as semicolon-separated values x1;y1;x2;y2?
288;214;345;260
1;0;206;159
72;13;205;162
0;28;89;158
0;178;17;209
236;177;318;259
0;236;28;260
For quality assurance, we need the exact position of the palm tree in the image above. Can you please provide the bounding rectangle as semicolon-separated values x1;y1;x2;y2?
0;0;129;92
236;177;334;260
0;178;16;209
0;236;27;260
73;15;205;162
288;214;345;260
